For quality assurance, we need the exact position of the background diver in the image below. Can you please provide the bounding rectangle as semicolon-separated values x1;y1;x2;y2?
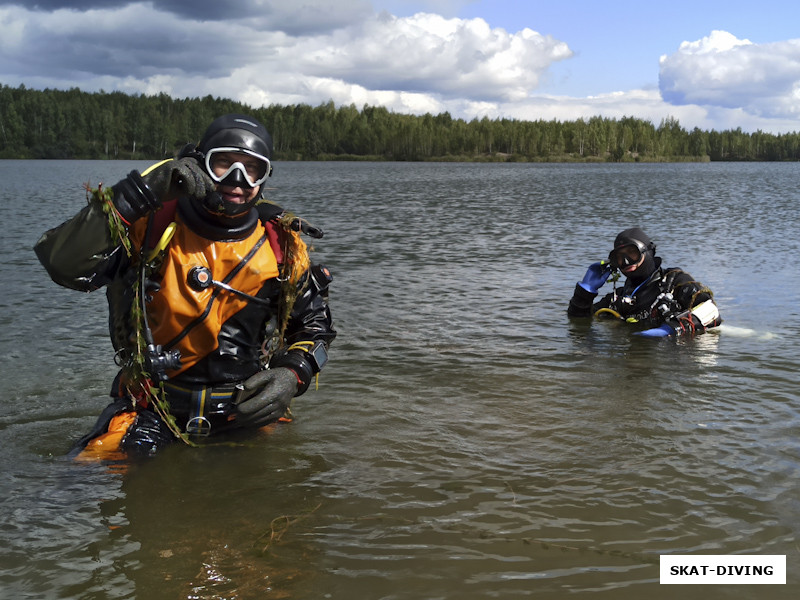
568;227;721;337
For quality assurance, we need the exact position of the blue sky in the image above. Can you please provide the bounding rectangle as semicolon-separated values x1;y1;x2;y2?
1;0;798;133
447;0;800;97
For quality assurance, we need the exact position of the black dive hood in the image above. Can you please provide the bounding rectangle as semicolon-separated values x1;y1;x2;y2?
190;114;275;218
613;227;658;283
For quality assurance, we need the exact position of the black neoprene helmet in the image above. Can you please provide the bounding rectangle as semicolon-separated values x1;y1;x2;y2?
611;227;658;282
197;114;274;159
195;114;274;217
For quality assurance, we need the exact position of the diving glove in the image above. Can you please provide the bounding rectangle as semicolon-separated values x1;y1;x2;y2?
234;368;299;428
634;323;675;337
578;261;613;294
112;158;216;223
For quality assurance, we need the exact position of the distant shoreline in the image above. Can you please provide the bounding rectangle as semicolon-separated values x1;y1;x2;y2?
2;85;798;162
6;154;791;163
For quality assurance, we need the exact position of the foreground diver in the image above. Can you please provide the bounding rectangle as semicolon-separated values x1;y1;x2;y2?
35;114;336;458
567;227;721;336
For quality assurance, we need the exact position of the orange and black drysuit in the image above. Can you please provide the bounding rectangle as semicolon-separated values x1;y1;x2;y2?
35;193;335;456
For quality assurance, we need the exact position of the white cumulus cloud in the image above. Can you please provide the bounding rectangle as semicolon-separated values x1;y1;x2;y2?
284;12;572;103
0;3;572;111
659;30;800;119
2;3;799;133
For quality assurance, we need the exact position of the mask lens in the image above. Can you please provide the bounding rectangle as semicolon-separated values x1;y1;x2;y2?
205;148;271;188
609;243;642;268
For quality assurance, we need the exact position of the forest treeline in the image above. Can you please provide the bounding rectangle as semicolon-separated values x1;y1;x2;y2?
1;84;799;162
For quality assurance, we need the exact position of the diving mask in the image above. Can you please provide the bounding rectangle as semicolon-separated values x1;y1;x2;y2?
205;147;272;189
609;239;648;269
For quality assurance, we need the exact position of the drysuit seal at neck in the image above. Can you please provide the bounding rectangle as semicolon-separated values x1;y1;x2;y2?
177;195;258;242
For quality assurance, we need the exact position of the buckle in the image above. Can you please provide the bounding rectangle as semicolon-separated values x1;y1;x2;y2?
185;416;212;437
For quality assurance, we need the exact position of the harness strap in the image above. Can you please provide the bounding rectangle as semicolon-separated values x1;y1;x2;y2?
161;381;239;436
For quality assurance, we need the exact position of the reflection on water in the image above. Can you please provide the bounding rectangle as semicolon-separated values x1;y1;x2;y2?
1;160;799;598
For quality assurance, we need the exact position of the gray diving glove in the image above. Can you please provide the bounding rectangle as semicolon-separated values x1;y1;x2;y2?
112;158;216;223
234;368;299;428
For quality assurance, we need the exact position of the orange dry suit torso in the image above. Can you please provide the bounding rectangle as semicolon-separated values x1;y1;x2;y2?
35;193;336;396
35;187;335;454
119;197;287;385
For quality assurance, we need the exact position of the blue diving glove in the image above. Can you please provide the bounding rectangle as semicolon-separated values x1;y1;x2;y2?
634;323;675;338
578;261;613;294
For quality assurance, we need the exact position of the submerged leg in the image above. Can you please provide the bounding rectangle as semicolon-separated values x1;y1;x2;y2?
73;398;175;460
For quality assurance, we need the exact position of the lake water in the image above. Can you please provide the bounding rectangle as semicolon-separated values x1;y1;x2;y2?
0;160;798;599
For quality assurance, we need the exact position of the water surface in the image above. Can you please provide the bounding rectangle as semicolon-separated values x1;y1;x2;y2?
1;160;798;599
